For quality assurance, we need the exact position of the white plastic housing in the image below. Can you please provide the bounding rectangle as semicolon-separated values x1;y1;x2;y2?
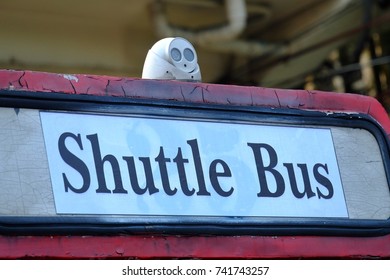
142;37;201;82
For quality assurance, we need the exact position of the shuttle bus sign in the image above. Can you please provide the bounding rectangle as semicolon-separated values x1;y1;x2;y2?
1;70;390;257
41;111;348;218
1;70;390;237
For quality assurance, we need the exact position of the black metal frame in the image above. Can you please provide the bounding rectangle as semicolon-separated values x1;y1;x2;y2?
1;89;390;236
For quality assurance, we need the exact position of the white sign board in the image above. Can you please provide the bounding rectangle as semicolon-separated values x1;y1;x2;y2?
40;111;348;218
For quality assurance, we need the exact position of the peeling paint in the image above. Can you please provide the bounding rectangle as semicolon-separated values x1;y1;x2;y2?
115;247;125;255
62;74;79;83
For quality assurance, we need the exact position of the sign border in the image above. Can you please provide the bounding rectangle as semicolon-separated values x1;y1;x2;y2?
0;89;390;236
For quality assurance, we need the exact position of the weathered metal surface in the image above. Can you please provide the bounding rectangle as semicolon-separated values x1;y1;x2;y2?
0;235;390;259
1;70;389;136
0;69;390;259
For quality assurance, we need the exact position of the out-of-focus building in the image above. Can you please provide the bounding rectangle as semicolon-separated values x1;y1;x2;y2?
1;0;389;108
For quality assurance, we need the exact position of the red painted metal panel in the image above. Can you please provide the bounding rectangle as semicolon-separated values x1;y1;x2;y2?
0;235;389;259
1;69;388;134
1;69;390;259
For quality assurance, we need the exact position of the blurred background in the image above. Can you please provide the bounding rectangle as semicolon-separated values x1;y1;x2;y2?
1;0;390;111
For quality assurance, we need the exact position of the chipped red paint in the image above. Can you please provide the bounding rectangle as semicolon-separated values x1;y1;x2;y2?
1;69;390;259
0;235;390;259
1;69;389;135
